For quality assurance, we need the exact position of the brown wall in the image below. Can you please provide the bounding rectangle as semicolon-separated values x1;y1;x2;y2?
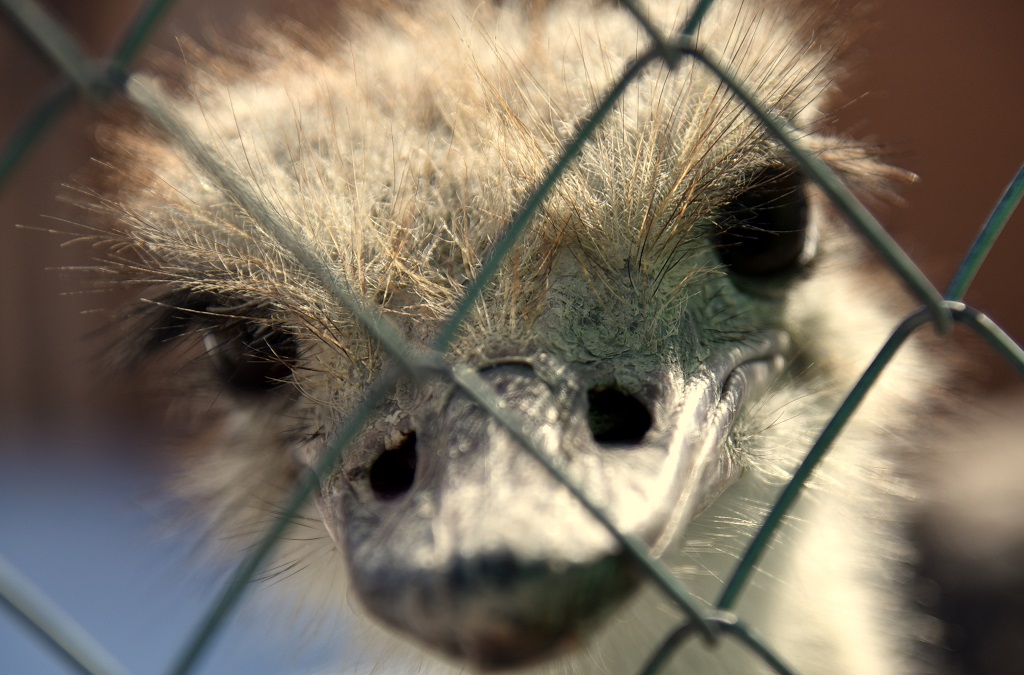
0;0;315;435
834;1;1024;392
1;0;1022;437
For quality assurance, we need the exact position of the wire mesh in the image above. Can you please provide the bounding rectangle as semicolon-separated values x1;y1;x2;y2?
0;0;1022;674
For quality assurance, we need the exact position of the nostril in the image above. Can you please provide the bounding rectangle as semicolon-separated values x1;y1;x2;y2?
586;387;652;445
370;431;418;500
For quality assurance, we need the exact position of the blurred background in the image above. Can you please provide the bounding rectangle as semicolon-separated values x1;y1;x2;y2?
0;1;1022;674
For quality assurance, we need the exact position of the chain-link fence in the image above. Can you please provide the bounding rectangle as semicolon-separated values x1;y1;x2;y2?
1;0;1022;673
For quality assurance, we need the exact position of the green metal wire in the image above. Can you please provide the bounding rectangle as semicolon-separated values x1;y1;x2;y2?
637;613;797;675
958;306;1024;378
126;76;428;378
112;0;179;68
434;47;659;350
451;366;717;640
680;0;717;37
0;0;179;188
719;618;797;675
638;620;701;675
946;162;1024;302
688;48;953;333
0;80;75;187
0;0;1022;674
719;301;1024;612
0;554;130;675
0;0;102;96
165;367;406;675
163;3;732;670
718;305;936;610
161;5;724;667
617;0;671;58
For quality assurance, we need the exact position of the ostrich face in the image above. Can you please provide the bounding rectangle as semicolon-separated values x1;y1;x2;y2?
99;0;895;670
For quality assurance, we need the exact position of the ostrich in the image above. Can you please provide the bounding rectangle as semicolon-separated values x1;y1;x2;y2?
86;0;938;672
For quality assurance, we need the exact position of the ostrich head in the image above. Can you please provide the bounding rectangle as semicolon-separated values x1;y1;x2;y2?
91;0;927;671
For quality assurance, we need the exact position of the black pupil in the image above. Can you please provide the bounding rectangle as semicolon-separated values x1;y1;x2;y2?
207;323;297;393
713;166;808;276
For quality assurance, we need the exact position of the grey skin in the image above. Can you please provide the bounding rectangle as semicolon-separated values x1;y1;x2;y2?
318;335;786;668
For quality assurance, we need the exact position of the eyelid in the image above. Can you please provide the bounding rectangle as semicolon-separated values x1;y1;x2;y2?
133;289;285;355
711;164;811;278
203;319;299;394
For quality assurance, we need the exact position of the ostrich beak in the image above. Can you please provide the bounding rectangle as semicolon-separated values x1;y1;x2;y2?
318;332;787;668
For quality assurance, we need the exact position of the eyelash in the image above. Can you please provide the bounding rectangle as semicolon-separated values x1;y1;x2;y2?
132;290;300;395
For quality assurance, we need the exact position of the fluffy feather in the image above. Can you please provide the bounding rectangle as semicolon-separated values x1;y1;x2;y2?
83;1;937;672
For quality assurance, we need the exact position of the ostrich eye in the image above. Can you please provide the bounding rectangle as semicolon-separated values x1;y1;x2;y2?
713;165;810;276
204;321;298;394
